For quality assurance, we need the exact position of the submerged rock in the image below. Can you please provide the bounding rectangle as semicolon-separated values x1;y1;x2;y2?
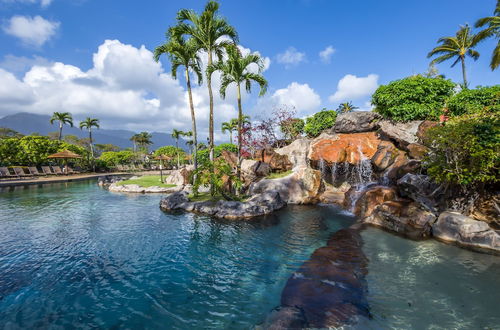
264;228;370;329
332;111;381;133
363;200;437;239
432;211;500;254
159;191;286;220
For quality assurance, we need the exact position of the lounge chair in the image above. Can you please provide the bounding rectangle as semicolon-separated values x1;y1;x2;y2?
51;166;64;175
13;167;31;178
41;166;54;175
66;166;80;175
0;167;19;179
28;166;44;176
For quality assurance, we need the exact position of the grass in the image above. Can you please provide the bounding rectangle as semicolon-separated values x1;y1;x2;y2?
117;175;176;188
266;170;293;179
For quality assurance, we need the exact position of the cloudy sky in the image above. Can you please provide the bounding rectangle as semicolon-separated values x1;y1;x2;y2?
0;0;498;141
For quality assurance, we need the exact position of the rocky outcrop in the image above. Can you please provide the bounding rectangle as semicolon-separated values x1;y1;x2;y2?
351;186;397;218
164;165;193;186
319;182;351;205
378;120;422;149
407;143;428;160
260;146;292;172
97;175;130;187
416;120;439;142
249;167;322;204
275;138;311;169
263;228;370;329
240;159;271;185
159;190;286;220
332;111;381;133
364;200;437;239
109;183;181;194
309;132;383;165
432;212;500;254
397;173;441;213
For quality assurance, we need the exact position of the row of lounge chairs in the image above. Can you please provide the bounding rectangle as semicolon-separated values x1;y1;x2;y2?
0;166;79;180
116;164;147;172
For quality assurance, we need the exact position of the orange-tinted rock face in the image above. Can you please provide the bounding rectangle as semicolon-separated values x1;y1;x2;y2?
309;132;383;165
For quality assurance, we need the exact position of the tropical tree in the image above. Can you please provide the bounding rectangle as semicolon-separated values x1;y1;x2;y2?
50;112;73;141
209;44;267;179
475;0;500;70
79;117;100;158
154;31;202;173
427;24;483;88
174;0;238;163
337;102;358;113
171;129;191;168
221;120;236;143
131;132;153;153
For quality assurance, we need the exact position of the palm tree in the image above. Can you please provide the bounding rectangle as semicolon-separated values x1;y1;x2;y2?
174;1;238;163
171;129;187;168
79;117;100;158
221;121;236;143
131;132;153;153
209;44;267;179
50;112;73;141
475;0;500;70
337;102;358;113
154;31;202;173
427;24;483;88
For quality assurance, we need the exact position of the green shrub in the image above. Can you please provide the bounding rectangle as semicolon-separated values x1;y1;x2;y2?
153;145;185;157
99;150;135;167
280;118;305;139
423;109;499;188
304;110;337;137
447;85;500;116
196;143;238;166
192;158;242;199
372;76;455;121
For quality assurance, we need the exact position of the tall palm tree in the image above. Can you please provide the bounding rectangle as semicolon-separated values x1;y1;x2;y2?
209;44;267;178
337;102;358;113
154;32;202;172
171;129;187;168
79;117;100;158
174;0;238;163
50;112;73;141
427;24;483;88
475;0;500;70
221;121;235;143
131;132;153;153
130;134;140;152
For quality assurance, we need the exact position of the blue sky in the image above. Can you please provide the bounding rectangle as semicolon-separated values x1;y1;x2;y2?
0;0;498;140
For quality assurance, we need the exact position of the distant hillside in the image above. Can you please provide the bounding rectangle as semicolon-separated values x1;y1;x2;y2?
0;112;187;151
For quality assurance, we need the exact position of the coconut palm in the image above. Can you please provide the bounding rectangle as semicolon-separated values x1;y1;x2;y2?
475;0;500;70
221;120;236;143
337;102;358;113
131;132;153;153
79;117;100;158
427;24;483;88
154;32;202;172
209;44;267;179
50;112;73;141
171;129;190;168
174;0;238;163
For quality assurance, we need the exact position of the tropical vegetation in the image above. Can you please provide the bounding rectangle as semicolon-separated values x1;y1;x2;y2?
49;112;74;141
304;110;337;137
475;0;500;70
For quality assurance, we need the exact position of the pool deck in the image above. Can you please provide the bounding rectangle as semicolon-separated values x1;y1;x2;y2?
0;171;161;188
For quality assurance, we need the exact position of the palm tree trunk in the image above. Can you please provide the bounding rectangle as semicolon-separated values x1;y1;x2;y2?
230;131;233;144
59;122;63;141
207;51;215;195
89;129;94;158
236;83;243;182
176;139;180;169
461;56;468;89
185;68;198;173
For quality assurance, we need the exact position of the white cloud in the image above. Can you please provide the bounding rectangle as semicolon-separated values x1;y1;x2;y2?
319;45;335;63
329;74;379;102
0;54;51;74
276;47;306;68
0;0;52;7
3;15;60;47
255;82;321;116
0;39;278;142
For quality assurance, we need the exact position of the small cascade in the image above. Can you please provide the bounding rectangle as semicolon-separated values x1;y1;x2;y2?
319;157;327;180
331;162;339;184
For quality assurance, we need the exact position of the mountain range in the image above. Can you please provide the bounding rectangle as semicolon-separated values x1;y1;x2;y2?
0;112;187;151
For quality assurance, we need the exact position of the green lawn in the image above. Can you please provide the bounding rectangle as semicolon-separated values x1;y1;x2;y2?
266;170;293;179
117;175;176;188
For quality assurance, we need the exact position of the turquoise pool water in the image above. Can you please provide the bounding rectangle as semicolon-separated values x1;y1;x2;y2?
0;181;354;329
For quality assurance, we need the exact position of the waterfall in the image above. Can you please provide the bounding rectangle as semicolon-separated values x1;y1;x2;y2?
319;157;326;180
331;162;339;184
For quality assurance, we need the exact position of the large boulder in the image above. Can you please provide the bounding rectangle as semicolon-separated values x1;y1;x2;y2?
332;111;381;133
432;211;500;254
371;141;399;171
309;132;383;165
319;182;351;205
240;159;271;185
407;143;428;160
260;145;293;172
397;173;441;213
416;120;439;142
378;120;422;150
159;191;189;210
363;200;437;239
351;186;397;218
164;165;193;185
275;138;311;169
249;167;322;204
